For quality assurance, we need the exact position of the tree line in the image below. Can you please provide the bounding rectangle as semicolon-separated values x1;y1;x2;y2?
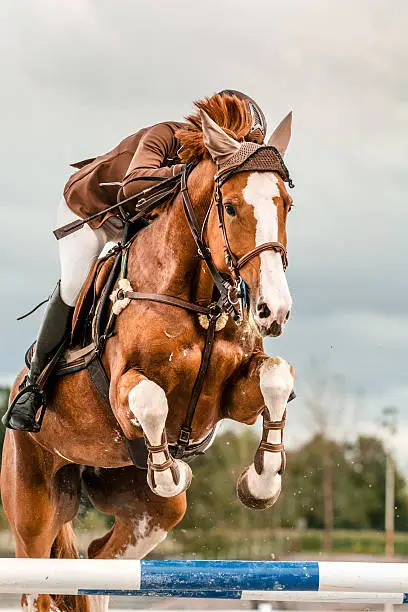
0;386;407;534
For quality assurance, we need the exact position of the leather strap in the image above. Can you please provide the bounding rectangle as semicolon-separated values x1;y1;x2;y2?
236;242;288;271
54;172;183;240
263;415;286;430
258;441;285;453
123;291;210;315
87;355;111;410
168;425;216;463
36;342;69;390
145;441;168;453
145;432;180;488
180;168;240;321
174;315;217;458
254;408;287;476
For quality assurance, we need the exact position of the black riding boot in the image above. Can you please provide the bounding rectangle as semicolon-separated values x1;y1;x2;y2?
3;282;73;432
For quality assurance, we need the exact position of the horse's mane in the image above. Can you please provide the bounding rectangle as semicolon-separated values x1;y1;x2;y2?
176;94;253;164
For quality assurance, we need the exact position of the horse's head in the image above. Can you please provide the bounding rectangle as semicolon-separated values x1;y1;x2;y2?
177;93;294;338
202;110;293;338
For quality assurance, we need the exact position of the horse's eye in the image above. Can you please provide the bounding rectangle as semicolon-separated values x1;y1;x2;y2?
225;204;236;217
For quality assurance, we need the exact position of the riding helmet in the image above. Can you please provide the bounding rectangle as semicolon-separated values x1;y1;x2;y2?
218;89;267;143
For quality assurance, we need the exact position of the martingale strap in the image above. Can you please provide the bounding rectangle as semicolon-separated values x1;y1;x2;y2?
118;287;219;458
121;291;211;315
173;314;218;457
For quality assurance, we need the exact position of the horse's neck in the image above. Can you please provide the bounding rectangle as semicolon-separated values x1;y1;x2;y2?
127;162;215;300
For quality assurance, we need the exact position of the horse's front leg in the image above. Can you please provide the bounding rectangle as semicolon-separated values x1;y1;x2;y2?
226;355;295;510
111;370;192;498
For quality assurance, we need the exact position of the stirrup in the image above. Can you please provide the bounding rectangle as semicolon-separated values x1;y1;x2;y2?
2;384;46;431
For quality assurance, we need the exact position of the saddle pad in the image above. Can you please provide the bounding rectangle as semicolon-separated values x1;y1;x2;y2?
71;255;115;344
25;341;96;377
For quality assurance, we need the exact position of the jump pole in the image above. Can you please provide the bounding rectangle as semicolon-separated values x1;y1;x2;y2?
1;559;408;599
0;559;408;603
79;591;408;605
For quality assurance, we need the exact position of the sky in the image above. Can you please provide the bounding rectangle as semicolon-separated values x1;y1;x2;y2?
0;1;407;468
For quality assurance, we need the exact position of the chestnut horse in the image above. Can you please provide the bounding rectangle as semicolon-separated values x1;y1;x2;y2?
1;96;295;612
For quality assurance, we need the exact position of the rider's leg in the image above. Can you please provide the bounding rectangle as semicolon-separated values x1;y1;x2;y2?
5;200;121;432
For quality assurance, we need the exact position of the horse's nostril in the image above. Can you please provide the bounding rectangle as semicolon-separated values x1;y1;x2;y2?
257;302;271;319
270;320;282;336
285;310;291;322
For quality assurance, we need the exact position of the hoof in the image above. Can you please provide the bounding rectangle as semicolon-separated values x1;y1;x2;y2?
236;468;280;510
148;459;192;498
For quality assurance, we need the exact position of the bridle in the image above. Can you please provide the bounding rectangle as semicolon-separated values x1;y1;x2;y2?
180;163;288;321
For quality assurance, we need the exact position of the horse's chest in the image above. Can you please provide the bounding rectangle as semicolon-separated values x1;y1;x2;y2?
163;336;244;382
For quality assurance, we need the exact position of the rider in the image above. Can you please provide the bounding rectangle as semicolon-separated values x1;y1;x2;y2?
5;90;267;433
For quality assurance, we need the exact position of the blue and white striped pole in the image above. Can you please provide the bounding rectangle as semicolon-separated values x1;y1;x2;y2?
0;559;407;600
79;590;408;605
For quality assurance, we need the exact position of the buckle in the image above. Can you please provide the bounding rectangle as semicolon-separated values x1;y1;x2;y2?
178;427;191;445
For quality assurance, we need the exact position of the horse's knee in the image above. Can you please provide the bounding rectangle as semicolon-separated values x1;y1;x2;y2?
260;357;294;411
128;380;168;438
128;380;192;498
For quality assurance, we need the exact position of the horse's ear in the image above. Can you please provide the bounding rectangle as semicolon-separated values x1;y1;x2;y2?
200;110;241;164
267;111;292;157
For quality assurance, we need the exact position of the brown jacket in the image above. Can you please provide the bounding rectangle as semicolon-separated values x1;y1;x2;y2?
63;121;185;229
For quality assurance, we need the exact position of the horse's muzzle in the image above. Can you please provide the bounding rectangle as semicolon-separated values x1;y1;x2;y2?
257;319;283;338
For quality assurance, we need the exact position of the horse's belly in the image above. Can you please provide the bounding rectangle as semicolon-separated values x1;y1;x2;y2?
36;371;131;468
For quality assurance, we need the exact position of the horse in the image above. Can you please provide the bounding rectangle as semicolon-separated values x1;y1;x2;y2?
1;95;296;612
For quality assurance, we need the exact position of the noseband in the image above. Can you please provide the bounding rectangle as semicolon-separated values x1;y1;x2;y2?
181;164;288;321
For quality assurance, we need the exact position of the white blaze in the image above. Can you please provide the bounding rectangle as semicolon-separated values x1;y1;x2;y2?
242;173;292;324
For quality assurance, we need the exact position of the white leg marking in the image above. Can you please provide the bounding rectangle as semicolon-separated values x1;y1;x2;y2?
116;513;167;560
22;595;39;612
128;380;192;497
246;357;294;500
23;596;62;612
243;173;292;327
88;595;110;612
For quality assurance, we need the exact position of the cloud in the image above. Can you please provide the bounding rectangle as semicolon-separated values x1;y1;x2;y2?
1;0;407;438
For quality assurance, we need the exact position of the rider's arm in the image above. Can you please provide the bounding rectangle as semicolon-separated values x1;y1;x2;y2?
122;123;183;198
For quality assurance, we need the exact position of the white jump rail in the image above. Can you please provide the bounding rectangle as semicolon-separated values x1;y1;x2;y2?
0;559;406;604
